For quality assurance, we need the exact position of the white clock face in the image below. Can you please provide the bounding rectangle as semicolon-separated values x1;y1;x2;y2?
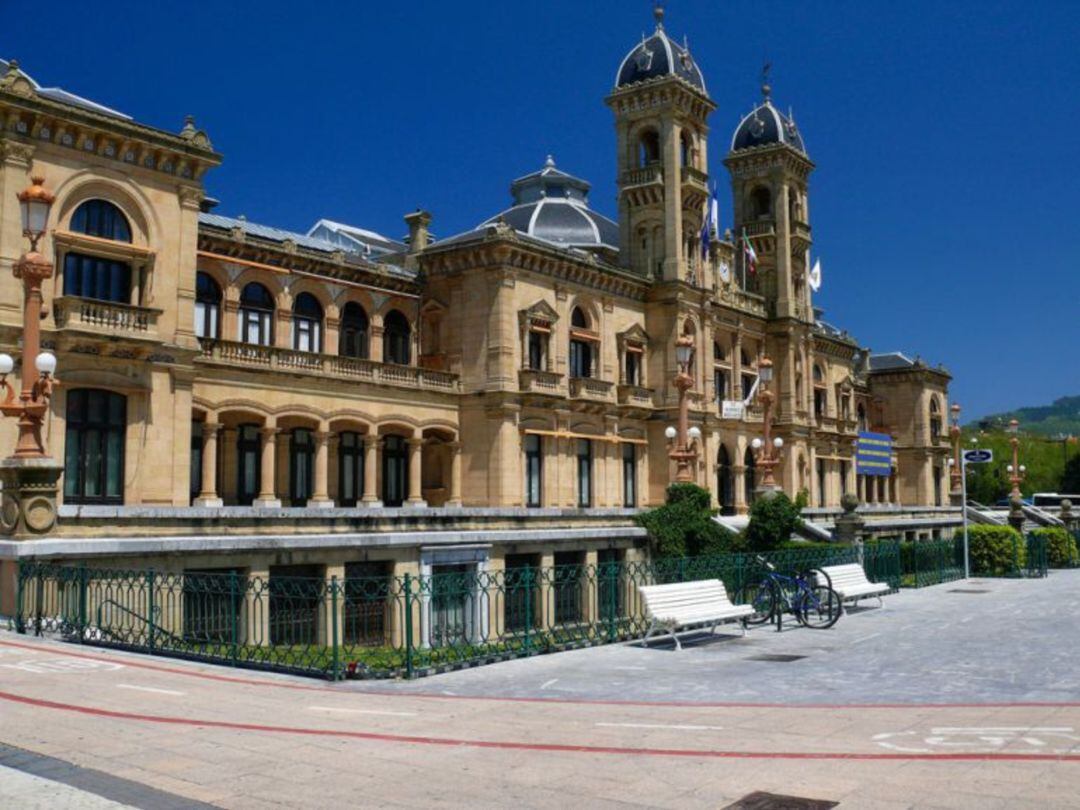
719;261;731;281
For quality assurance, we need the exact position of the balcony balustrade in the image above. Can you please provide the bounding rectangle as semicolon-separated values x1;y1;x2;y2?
616;384;654;407
198;339;460;392
53;296;161;338
518;368;564;394
620;164;663;187
568;376;614;402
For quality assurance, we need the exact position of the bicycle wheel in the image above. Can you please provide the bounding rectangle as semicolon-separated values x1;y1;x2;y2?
741;580;777;625
796;585;842;629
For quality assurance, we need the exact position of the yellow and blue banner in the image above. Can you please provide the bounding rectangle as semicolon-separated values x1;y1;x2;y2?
856;431;893;477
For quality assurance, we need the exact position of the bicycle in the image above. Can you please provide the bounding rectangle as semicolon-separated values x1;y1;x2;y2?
741;555;842;629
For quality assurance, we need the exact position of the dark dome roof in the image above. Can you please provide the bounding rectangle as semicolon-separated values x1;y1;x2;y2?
615;9;706;94
731;89;806;154
479;157;619;251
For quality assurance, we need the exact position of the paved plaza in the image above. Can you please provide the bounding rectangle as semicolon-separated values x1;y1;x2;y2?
1;572;1079;808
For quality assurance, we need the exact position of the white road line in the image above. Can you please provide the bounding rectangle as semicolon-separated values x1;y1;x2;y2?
851;633;881;645
116;684;185;696
308;705;418;717
614;666;647;671
591;730;725;734
540;678;559;690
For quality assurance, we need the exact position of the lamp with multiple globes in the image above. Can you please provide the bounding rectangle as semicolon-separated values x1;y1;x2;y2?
667;334;700;483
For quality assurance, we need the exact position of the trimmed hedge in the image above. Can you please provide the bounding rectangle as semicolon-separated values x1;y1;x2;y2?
744;492;805;552
1031;527;1079;568
966;525;1025;576
636;483;740;558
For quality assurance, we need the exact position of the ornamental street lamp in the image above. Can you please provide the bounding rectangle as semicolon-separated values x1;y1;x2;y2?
0;175;64;538
667;334;699;483
1;177;58;459
752;355;783;496
949;403;963;504
1006;419;1025;499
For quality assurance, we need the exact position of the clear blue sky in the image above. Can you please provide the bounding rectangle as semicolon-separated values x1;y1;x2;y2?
7;0;1078;420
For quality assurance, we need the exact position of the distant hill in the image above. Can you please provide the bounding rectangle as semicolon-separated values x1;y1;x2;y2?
971;395;1080;437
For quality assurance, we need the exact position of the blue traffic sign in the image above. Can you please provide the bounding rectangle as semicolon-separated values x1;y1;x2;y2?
963;448;993;464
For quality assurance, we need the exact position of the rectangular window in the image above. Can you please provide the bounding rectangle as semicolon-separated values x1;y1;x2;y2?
241;309;272;346
553;551;585;625
290;429;314;506
527;331;545;371
182;568;243;643
293;318;321;353
195;301;219;339
236;424;261;506
713;368;728;402
63;388;126;505
524;434;543;508
741;373;756;400
576;438;592;508
814;389;827;418
839;461;849;497
622;443;636;507
569;340;592;378
625;351;641;386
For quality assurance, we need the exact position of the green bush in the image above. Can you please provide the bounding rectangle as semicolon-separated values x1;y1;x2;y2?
744;493;804;552
635;483;740;558
966;525;1025;576
1031;527;1079;568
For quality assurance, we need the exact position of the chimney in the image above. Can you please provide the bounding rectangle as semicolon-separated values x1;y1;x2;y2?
404;209;432;254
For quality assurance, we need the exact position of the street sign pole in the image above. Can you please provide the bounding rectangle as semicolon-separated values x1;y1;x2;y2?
961;452;970;579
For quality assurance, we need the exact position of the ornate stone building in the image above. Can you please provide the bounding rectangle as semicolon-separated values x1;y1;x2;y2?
0;8;952;577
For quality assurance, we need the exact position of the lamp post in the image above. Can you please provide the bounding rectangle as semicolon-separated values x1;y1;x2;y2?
667;334;699;483
1005;418;1026;533
752;356;783;498
949;403;963;505
0;175;64;537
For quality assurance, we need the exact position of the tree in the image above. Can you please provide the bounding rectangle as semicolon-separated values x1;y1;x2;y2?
744;492;804;552
635;483;739;558
1063;453;1080;494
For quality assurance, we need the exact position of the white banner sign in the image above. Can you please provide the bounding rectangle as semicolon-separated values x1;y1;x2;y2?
721;400;744;420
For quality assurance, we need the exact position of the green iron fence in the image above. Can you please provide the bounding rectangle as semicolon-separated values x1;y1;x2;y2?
8;533;1048;681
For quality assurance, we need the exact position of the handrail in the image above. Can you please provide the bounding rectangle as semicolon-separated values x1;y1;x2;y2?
95;599;185;647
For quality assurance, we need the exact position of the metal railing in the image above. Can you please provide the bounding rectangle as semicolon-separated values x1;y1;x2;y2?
8;535;1048;681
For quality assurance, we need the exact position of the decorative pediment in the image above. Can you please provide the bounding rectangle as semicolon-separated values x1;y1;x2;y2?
420;298;448;316
518;299;559;329
617;323;649;347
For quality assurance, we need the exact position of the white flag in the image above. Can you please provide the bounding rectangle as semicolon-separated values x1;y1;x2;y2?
808;258;822;292
742;374;760;407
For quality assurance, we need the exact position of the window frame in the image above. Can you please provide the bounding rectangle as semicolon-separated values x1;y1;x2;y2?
63;388;127;505
576;438;593;508
524;433;543;508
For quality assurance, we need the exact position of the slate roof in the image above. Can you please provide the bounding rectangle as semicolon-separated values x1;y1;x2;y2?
615;14;706;94
731;95;806;155
1;57;131;120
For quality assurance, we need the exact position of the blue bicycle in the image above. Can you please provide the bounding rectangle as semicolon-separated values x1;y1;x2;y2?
742;555;842;629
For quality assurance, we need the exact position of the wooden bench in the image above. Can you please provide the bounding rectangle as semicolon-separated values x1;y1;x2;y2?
638;579;754;650
814;564;890;611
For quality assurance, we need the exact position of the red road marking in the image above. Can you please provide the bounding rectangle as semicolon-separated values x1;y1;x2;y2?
1;689;1078;762
4;637;1080;711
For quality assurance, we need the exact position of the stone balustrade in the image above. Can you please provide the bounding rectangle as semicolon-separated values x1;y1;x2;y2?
53;296;161;337
198;339;460;392
518;368;564;394
569;377;615;402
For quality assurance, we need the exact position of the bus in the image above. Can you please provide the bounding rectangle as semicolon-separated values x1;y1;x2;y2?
1031;493;1080;508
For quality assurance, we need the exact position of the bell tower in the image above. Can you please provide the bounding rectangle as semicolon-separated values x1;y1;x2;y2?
606;6;716;283
725;77;815;320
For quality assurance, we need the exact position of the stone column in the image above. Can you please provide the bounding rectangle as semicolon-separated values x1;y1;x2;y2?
253;424;281;508
193;418;223;507
447;441;463;508
309;425;334;508
361;435;381;506
406;432;426;507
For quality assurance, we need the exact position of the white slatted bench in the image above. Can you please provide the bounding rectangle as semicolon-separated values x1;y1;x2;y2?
814;564;890;611
638;579;754;650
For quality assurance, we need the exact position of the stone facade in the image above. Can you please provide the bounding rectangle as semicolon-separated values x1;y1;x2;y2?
0;10;952;574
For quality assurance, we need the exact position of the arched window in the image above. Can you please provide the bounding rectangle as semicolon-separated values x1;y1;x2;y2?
194;272;221;339
569;307;593;378
64;388;126;505
383;310;411;365
64;199;133;303
239;282;274;346
929;398;942;441
638;130;660;168
71;199;132;242
744;446;757;505
339;302;369;359
292;292;323;353
717;445;735;515
749;186;772;219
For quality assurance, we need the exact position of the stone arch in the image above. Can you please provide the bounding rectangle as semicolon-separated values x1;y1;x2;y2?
51;170;157;249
